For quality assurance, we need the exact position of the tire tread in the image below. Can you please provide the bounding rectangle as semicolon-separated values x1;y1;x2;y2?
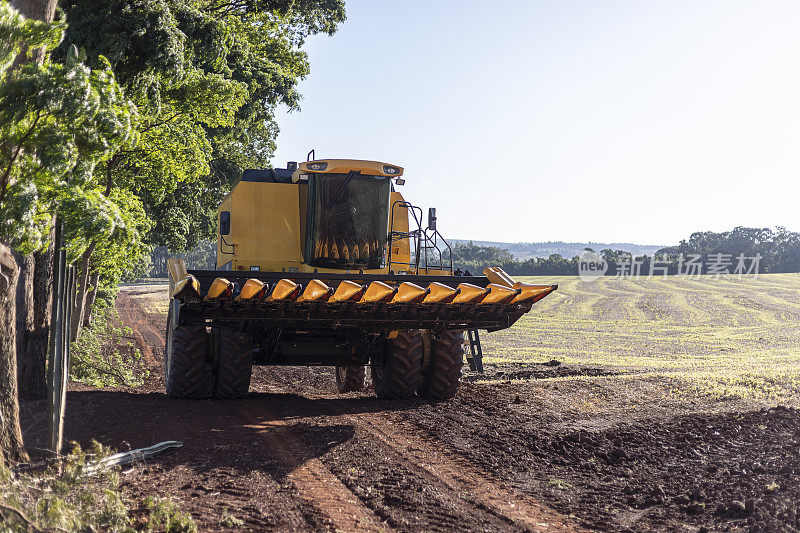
213;328;254;399
372;330;424;399
335;366;366;392
423;330;464;400
166;323;212;399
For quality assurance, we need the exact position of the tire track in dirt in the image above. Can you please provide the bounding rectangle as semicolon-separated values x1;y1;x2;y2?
266;368;580;532
347;410;578;532
234;403;390;532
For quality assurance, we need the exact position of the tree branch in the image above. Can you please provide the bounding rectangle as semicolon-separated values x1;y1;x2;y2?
104;154;121;196
0;111;42;205
137;112;184;133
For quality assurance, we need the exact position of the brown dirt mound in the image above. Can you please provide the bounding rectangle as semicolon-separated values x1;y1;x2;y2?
391;381;800;531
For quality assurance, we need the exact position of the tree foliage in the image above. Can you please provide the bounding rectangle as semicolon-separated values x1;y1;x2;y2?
70;307;148;387
57;0;346;253
0;4;137;253
657;226;800;274
0;0;346;329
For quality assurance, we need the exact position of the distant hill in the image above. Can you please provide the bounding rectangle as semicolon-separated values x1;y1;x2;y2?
447;240;667;260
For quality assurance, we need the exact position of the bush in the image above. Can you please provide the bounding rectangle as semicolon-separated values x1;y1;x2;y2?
219;508;245;528
70;307;149;387
0;442;196;532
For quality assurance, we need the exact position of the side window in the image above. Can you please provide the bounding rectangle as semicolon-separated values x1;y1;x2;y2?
219;211;231;235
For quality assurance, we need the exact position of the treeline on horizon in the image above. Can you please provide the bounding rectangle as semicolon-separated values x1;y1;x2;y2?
150;226;800;278
449;226;800;276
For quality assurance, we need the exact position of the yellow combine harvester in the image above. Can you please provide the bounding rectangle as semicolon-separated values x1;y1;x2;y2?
166;158;556;400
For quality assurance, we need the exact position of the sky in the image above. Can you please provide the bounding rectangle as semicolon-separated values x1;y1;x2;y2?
272;1;800;246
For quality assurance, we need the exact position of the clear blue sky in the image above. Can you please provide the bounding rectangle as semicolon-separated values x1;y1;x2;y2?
272;1;800;245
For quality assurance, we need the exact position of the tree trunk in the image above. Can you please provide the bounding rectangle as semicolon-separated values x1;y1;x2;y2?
18;229;54;400
14;252;35;399
8;0;57;21
70;242;95;343
82;270;100;328
9;0;58;63
13;253;33;355
0;242;28;465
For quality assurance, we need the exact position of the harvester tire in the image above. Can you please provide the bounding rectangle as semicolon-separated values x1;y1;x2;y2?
335;366;366;392
165;309;212;399
422;330;464;400
372;330;424;399
213;328;254;399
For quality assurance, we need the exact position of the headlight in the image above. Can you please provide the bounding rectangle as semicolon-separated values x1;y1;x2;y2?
307;162;328;171
383;165;399;175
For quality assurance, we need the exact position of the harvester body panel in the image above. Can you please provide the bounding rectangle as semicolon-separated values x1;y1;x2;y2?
217;180;306;272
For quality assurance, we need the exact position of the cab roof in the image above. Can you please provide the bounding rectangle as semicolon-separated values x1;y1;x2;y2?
240;159;404;184
299;159;403;178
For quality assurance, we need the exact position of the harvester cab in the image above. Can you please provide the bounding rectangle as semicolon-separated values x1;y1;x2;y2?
165;158;557;401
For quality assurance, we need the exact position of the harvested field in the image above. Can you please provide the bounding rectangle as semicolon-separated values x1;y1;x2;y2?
21;275;800;531
483;275;800;401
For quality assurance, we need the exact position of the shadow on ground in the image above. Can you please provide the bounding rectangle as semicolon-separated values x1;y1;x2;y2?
52;390;425;479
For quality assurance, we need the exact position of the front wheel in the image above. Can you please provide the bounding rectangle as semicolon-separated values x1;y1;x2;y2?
372;330;424;399
335;365;366;392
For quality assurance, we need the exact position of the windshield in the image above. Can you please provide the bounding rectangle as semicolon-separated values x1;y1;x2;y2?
305;173;391;269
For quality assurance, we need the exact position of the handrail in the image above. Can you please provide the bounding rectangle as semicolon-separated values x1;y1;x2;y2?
220;235;235;256
388;199;422;272
387;199;452;274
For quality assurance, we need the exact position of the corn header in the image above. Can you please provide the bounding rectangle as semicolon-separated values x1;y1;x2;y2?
166;158;556;401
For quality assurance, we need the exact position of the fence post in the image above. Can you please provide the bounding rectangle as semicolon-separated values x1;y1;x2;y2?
58;265;75;452
47;220;70;455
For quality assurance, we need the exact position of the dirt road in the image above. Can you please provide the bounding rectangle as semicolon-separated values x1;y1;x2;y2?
65;365;576;531
37;285;800;531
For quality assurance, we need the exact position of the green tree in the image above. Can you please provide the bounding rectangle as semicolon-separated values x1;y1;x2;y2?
0;0;137;462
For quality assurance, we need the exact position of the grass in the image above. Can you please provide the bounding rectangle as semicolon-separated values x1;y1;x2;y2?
0;442;196;532
481;274;800;402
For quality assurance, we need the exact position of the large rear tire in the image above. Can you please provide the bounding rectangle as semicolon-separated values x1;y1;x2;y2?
422;330;464;400
335;365;366;392
372;330;424;399
165;306;212;399
213;328;254;399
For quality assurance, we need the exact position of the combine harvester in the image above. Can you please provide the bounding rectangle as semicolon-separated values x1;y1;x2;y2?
166;158;556;400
